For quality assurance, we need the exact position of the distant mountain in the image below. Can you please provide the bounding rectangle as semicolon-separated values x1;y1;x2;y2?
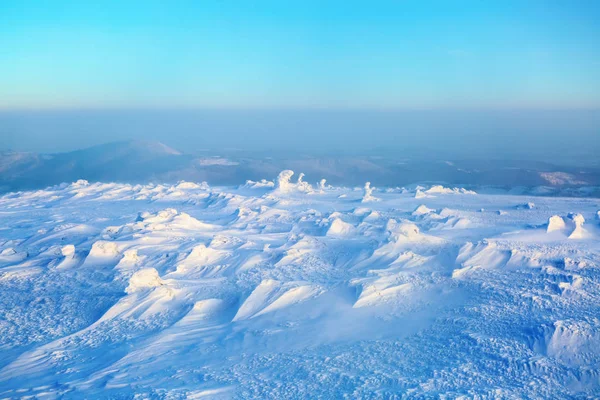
1;140;599;195
0;141;192;191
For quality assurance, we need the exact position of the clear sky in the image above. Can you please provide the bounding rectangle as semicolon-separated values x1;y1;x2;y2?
1;0;599;110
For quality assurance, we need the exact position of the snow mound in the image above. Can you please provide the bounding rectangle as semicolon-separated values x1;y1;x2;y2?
317;179;329;192
70;179;90;188
233;280;322;321
547;215;566;233
295;173;314;193
352;207;371;216
0;247;16;256
517;202;535;209
243;179;275;189
126;268;165;294
568;213;586;239
422;185;477;196
136;208;216;231
61;244;75;257
326;218;355;236
0;247;28;264
383;220;445;247
353;279;413;308
437;217;472;230
394;222;421;238
175;181;209;190
272;170;314;193
361;182;379;202
174;244;229;276
453;241;511;277
546;320;600;366
413;204;435;216
275;170;295;192
425;185;455;194
119;249;140;265
363;210;381;221
87;241;120;261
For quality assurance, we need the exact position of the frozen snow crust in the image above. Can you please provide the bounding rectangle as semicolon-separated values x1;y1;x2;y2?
0;174;599;398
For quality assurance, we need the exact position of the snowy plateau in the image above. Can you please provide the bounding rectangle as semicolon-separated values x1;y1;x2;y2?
0;171;599;399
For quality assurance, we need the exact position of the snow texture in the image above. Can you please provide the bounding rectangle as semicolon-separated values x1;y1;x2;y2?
0;174;599;398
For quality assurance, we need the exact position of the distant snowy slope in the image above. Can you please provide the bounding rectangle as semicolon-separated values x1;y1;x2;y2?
0;174;599;398
2;141;600;194
0;141;193;191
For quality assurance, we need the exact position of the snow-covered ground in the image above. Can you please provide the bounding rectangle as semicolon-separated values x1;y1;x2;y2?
1;172;599;398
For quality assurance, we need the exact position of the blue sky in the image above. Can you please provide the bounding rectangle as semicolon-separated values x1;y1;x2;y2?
1;0;599;109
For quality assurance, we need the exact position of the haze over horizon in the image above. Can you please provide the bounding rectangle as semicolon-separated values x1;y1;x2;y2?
2;109;599;165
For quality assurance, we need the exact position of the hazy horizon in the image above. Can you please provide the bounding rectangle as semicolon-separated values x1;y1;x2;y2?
2;108;599;166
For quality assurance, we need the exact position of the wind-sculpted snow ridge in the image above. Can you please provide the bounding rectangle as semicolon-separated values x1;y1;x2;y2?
0;172;599;398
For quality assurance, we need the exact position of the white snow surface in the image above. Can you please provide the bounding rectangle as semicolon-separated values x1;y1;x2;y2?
0;177;599;398
547;215;567;233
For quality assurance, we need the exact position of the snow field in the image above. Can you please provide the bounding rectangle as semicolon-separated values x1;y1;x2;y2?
0;173;599;398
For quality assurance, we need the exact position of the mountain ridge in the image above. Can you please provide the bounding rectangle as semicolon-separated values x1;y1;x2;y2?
1;140;599;195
